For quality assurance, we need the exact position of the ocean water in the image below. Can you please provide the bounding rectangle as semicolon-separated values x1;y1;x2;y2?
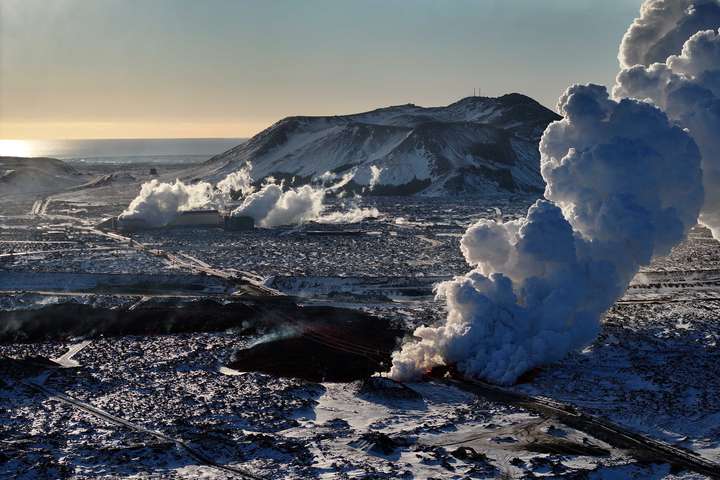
0;138;245;165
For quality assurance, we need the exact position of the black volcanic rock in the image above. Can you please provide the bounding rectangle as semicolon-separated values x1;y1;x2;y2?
229;308;403;382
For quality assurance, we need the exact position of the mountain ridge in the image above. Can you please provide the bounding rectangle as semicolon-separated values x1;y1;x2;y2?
197;93;561;196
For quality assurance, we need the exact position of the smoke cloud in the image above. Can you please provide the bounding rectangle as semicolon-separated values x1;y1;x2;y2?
616;2;720;236
390;85;703;384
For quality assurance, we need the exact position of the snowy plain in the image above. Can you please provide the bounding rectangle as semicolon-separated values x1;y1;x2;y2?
1;160;718;478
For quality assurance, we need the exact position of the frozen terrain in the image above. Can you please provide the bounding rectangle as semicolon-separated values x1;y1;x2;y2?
0;156;86;197
1;170;719;478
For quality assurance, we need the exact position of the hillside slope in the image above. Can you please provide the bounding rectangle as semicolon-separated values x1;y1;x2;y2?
198;94;561;195
0;156;84;197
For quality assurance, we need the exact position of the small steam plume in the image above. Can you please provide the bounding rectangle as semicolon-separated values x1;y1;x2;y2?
314;171;354;191
369;165;383;189
390;85;703;384
119;179;221;228
616;0;720;237
120;164;378;228
231;180;379;227
216;167;254;198
316;195;380;224
232;182;325;228
118;165;252;228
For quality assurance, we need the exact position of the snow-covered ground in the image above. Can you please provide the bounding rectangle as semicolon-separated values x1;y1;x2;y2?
192;94;559;196
1;180;719;478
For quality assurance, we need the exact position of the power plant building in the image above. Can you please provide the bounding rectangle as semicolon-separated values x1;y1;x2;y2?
99;210;254;232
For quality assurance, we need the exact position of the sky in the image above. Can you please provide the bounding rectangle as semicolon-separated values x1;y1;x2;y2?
0;0;643;140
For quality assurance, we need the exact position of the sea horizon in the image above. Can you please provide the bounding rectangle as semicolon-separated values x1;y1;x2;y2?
0;137;246;164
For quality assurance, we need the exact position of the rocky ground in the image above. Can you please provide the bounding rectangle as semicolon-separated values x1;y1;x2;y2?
1;177;719;479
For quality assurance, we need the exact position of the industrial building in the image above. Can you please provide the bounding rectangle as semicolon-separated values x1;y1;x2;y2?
167;210;221;228
98;210;254;232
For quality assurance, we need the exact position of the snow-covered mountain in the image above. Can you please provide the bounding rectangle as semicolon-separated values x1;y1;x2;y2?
0;156;84;197
199;94;561;195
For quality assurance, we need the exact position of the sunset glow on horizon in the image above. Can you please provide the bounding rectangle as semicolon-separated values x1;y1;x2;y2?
0;120;271;142
1;0;642;140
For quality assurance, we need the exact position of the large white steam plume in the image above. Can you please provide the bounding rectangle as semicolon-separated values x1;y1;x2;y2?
390;85;703;384
619;0;720;69
616;0;720;237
